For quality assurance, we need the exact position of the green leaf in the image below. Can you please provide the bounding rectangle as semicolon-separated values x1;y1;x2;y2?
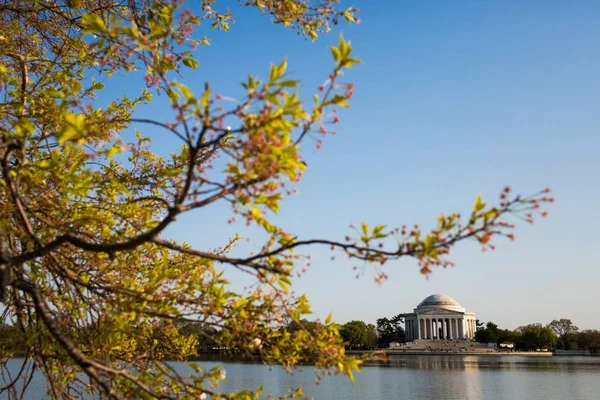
82;14;107;34
58;113;86;144
278;79;298;88
269;58;287;82
373;224;386;235
47;89;64;99
107;144;122;158
330;94;350;108
201;88;211;108
361;222;369;236
182;58;199;69
178;84;193;100
343;7;356;23
473;194;486;213
330;46;341;62
342;57;361;68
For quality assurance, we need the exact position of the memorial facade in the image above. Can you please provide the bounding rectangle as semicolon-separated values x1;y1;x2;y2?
404;294;477;340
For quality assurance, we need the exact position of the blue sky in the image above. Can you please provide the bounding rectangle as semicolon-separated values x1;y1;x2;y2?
109;1;600;330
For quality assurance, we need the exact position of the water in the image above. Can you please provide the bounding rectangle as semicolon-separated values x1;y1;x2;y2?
3;355;600;399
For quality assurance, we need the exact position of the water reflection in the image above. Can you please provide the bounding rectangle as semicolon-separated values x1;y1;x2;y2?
367;354;600;372
3;356;600;399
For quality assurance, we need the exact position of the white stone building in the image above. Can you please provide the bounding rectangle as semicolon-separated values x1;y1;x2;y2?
404;294;477;340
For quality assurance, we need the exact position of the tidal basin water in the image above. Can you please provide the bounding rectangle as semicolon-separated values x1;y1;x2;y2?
4;355;600;399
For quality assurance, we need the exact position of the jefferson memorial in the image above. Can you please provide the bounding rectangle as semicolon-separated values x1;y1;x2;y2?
404;294;477;340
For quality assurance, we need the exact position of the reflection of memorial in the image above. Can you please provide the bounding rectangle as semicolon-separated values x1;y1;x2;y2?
384;356;479;370
404;294;477;340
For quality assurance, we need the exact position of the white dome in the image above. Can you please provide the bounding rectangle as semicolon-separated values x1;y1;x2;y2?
415;294;465;312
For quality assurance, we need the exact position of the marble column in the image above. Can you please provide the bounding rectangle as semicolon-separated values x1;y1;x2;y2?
454;319;458;339
441;318;446;339
467;319;470;338
467;319;471;339
469;319;472;338
429;318;433;339
440;318;446;339
467;319;471;338
468;319;471;339
416;318;420;340
441;318;444;339
429;318;435;340
440;319;444;339
470;319;474;338
456;319;459;339
415;319;418;340
428;318;432;339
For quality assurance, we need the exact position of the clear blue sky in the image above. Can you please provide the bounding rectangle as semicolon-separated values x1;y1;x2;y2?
109;1;600;330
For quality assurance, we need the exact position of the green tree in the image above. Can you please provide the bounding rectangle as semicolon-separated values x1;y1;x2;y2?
475;321;500;344
284;319;322;335
340;320;368;349
575;330;600;354
497;328;522;347
176;321;219;351
518;324;556;351
0;323;26;355
366;323;378;348
376;315;406;347
0;0;552;398
547;319;579;350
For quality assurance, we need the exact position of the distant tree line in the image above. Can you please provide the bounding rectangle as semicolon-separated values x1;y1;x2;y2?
4;316;597;358
335;314;406;349
474;319;600;353
0;316;397;357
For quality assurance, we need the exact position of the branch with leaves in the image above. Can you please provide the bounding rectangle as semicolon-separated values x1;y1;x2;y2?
0;1;552;399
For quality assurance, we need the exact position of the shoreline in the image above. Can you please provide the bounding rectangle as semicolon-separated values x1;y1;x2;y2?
347;350;554;357
7;351;598;366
